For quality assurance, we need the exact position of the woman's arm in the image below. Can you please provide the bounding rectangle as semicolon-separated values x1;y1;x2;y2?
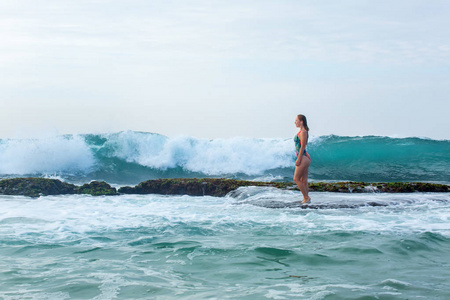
295;131;308;166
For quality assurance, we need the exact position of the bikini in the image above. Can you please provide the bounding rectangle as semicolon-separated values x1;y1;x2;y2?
294;130;308;157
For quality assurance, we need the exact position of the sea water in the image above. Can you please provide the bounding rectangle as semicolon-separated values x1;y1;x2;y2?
1;131;449;299
0;131;449;184
1;190;449;299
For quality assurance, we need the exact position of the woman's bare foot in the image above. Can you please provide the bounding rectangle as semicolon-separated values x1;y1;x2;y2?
302;197;311;204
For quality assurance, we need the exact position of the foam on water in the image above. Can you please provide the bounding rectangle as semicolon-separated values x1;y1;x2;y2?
0;135;95;175
1;131;449;299
1;131;449;183
100;131;294;175
1;191;449;243
1;191;450;299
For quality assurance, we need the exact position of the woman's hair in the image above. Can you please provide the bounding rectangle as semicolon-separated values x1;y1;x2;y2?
297;114;309;131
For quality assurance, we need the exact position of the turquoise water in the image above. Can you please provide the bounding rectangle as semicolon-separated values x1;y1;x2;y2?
1;131;449;299
1;131;449;184
1;189;449;299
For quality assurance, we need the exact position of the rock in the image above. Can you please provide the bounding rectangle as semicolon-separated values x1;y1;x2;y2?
1;178;448;198
413;182;449;192
308;181;449;193
77;181;118;196
0;178;117;197
118;178;449;196
118;178;274;197
0;178;76;197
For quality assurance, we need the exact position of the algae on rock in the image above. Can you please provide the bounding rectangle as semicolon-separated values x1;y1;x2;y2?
0;178;117;197
0;177;448;198
0;178;77;197
77;181;118;196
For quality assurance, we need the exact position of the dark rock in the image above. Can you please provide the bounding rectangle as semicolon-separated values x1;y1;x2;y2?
77;181;118;196
1;178;448;199
413;182;449;193
116;186;135;194
308;181;449;193
118;178;273;197
118;178;449;196
0;178;76;197
236;200;390;209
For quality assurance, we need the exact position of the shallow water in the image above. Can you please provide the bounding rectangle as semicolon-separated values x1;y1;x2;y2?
1;189;449;299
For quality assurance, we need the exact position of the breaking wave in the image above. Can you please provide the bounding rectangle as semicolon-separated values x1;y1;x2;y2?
0;131;448;184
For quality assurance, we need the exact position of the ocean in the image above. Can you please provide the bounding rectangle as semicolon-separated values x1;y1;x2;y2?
1;131;449;299
0;131;449;184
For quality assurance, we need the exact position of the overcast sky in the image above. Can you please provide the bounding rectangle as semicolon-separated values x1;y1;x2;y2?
1;0;449;139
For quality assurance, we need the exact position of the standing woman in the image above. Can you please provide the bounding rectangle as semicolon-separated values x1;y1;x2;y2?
294;114;311;203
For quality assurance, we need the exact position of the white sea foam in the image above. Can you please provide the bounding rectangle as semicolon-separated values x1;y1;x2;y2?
1;192;449;244
0;135;95;175
1;130;447;181
103;131;295;175
252;174;285;182
0;192;449;299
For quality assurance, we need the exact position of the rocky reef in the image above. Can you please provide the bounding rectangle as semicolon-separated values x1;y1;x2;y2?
0;178;77;197
77;181;118;196
118;178;449;196
308;181;450;193
118;178;277;197
0;178;117;197
0;177;448;198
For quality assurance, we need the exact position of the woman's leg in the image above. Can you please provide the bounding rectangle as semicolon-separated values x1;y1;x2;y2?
294;168;305;200
303;153;311;199
294;156;311;202
302;167;309;199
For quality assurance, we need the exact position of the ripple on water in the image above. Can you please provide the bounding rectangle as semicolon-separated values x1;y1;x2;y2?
0;193;449;299
13;243;64;255
0;217;51;225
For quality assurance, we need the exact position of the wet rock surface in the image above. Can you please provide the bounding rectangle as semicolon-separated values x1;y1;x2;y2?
77;181;118;196
0;177;448;198
308;181;450;193
119;178;449;196
0;178;77;197
0;178;117;197
118;178;273;197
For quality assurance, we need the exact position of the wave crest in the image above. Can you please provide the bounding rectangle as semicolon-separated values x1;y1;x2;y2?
101;131;294;175
1;131;449;184
0;135;95;175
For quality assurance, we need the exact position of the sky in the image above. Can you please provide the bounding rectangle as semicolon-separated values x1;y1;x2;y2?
1;0;449;140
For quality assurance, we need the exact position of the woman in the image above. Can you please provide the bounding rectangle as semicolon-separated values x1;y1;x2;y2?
294;114;311;204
